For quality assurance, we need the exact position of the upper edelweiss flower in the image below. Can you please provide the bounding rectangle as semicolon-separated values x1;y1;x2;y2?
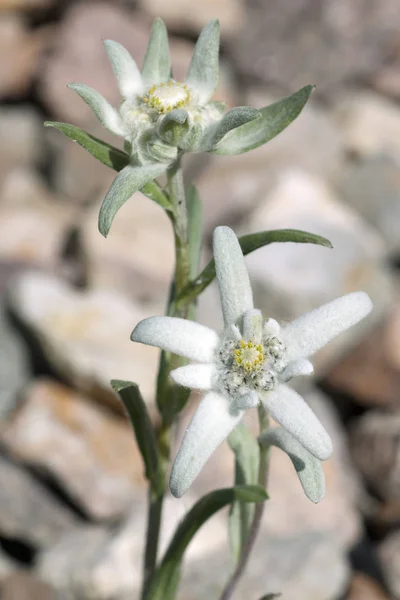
68;19;260;166
131;227;373;499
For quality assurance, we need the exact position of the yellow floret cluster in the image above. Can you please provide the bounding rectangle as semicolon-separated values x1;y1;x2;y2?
142;81;191;114
234;340;264;373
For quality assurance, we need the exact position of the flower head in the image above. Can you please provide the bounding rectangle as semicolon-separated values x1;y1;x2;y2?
131;227;373;499
67;19;260;167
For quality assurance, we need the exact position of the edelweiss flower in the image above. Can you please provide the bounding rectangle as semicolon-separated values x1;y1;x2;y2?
131;227;372;498
68;19;259;167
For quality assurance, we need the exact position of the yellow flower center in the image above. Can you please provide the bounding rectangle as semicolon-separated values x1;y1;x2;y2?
142;81;191;114
234;340;264;373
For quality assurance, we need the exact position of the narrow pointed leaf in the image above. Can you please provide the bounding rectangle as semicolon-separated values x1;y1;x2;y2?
158;109;189;145
68;83;125;136
212;85;314;155
187;184;203;279
141;18;171;86
228;423;260;562
186;19;220;104
44;121;130;171
203;107;261;150
111;380;161;492
179;229;332;302
258;595;281;600
45;122;170;218
146;486;263;600
104;40;143;98
234;484;267;502
99;163;169;237
260;427;325;503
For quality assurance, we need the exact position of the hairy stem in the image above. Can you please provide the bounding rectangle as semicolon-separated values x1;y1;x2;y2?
141;157;192;599
219;406;270;600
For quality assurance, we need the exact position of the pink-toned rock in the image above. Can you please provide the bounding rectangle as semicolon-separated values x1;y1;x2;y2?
346;573;390;600
138;0;245;34
81;191;174;301
2;379;146;521
0;14;48;98
327;315;400;408
0;573;55;600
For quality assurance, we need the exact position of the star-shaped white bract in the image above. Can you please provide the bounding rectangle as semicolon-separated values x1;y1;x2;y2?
131;227;373;499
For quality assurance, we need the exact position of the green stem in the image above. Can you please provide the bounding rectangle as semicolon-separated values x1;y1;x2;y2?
141;157;192;599
219;406;270;600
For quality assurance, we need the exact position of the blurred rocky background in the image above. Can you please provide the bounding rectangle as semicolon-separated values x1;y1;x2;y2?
0;0;400;598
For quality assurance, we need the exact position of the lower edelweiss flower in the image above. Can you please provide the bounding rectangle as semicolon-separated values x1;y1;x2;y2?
131;227;373;498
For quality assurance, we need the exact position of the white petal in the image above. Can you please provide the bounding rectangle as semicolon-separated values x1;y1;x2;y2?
171;364;215;390
170;392;243;497
264;318;280;337
68;83;126;136
213;226;253;327
104;40;143;98
281;292;372;362
279;358;314;382
261;384;332;460
260;427;325;503
131;316;219;362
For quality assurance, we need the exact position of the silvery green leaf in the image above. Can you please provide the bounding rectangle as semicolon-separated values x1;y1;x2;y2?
258;595;281;600
207;100;226;115
141;18;171;87
111;380;161;492
147;138;178;163
228;423;260;563
212;85;314;155
178;122;204;152
158;109;190;145
44;121;130;171
260;427;325;503
180;228;332;301
68;83;126;136
187;184;203;279
104;40;143;98
203;107;261;150
186;19;220;104
146;486;263;600
98;163;169;237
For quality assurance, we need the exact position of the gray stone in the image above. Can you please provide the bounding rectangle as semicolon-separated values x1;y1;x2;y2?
0;454;78;549
8;271;159;409
334;90;400;163
179;532;349;600
0;304;30;419
2;379;147;521
337;155;400;253
229;0;400;92
239;169;391;372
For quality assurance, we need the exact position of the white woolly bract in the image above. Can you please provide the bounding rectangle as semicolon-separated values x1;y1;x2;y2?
281;291;373;363
131;316;219;363
170;364;215;390
261;384;333;461
213;226;253;326
169;391;243;498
